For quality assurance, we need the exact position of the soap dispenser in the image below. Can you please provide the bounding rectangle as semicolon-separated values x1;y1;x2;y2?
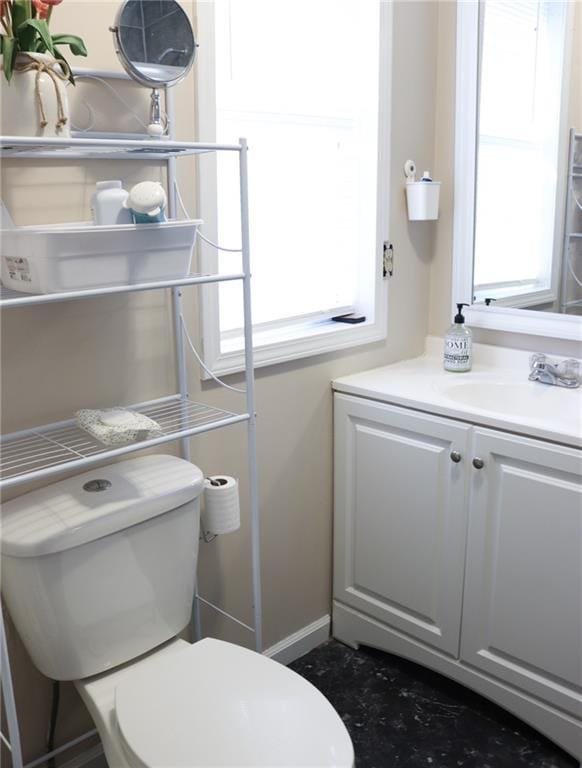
444;303;472;372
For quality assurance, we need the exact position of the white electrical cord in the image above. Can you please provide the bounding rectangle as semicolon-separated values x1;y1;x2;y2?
180;312;246;394
174;181;242;252
173;181;246;392
68;75;168;134
197;229;243;252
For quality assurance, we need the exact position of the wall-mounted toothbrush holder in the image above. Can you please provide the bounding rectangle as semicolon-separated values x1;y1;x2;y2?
404;159;441;221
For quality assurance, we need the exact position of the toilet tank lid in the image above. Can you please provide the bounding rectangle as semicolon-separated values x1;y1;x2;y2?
0;455;204;558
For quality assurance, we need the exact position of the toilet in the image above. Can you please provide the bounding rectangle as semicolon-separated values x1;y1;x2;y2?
1;454;354;768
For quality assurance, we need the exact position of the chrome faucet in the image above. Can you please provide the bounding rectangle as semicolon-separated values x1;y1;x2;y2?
528;354;581;388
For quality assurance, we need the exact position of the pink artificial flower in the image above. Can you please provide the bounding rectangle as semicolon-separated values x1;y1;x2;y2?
0;0;10;21
32;0;62;19
32;0;49;18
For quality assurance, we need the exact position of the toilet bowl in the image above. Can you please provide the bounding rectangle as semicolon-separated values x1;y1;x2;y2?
0;455;354;767
76;637;354;768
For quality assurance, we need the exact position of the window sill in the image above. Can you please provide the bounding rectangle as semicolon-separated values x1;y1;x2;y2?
202;314;387;378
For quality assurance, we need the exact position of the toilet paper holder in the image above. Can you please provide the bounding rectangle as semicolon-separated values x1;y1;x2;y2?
201;476;228;541
201;474;241;541
207;476;228;487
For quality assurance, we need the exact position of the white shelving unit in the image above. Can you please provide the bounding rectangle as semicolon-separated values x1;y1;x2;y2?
0;128;262;768
560;129;582;312
0;395;248;488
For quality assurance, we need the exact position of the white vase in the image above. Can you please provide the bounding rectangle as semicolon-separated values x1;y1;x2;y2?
1;52;71;138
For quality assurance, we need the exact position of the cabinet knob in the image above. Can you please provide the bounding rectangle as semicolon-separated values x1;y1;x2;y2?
472;457;485;470
450;450;462;463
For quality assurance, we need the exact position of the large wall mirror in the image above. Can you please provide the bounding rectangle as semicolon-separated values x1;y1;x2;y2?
453;0;582;340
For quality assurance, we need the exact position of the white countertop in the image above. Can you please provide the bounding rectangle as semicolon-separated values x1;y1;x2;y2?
333;337;582;448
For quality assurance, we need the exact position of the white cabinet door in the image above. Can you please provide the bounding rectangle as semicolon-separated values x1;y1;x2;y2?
461;428;582;718
333;393;471;656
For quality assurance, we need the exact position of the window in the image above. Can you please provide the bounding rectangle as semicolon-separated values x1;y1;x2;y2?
473;0;568;306
196;0;391;374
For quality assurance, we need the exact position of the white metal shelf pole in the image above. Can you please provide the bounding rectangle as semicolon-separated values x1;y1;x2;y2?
239;138;263;653
165;88;190;464
0;607;24;768
165;87;201;641
560;128;575;313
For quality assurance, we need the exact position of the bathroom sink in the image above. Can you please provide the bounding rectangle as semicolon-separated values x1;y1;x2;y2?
333;339;582;446
439;380;574;422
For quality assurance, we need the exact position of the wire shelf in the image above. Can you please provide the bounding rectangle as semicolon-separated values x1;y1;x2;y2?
0;396;249;489
0;136;242;160
0;271;245;308
0;286;30;303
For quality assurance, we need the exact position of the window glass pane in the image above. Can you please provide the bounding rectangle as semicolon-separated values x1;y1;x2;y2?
474;0;567;299
213;0;381;334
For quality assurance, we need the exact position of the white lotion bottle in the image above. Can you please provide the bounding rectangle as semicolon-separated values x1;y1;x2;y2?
91;181;133;226
444;303;472;372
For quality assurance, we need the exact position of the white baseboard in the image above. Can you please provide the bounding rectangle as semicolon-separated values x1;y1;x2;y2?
263;614;331;666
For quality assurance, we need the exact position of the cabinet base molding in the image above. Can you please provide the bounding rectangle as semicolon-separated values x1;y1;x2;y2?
333;601;582;763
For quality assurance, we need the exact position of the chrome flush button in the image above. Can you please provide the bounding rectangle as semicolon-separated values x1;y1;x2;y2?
83;479;112;492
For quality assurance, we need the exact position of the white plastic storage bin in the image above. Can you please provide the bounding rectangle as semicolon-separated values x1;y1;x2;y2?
405;181;441;221
0;219;202;294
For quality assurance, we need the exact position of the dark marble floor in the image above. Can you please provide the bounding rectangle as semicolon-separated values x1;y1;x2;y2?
289;640;578;768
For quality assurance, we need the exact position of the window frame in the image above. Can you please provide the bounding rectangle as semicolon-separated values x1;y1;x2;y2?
195;0;393;376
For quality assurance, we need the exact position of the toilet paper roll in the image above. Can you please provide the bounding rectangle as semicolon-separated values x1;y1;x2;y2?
202;476;240;535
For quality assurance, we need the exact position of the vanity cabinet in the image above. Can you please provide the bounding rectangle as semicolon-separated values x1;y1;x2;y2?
460;428;582;718
333;394;471;656
333;392;582;759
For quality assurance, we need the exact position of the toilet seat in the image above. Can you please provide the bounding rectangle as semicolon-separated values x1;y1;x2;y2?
112;638;353;768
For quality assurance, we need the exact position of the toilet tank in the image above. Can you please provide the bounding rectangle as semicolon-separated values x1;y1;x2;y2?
0;454;204;681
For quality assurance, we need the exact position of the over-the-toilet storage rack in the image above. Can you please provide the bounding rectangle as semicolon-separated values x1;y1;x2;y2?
0;81;262;768
560;128;582;313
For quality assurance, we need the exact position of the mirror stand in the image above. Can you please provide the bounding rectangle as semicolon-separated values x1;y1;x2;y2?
111;0;197;140
148;89;165;138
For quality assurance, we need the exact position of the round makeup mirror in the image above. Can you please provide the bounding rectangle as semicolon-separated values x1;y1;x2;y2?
111;0;197;136
112;0;197;88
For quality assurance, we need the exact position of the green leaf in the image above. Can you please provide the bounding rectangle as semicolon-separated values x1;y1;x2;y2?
51;34;88;57
2;36;15;82
52;48;75;84
19;26;37;51
13;0;36;51
17;18;54;55
12;0;32;32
